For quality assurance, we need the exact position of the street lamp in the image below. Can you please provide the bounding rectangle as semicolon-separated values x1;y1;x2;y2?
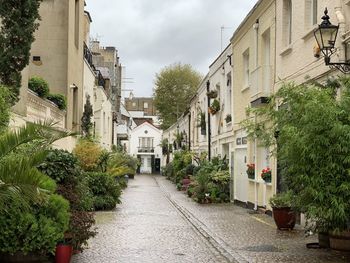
314;8;350;73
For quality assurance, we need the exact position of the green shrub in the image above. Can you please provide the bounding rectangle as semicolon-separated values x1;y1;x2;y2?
108;151;138;176
86;172;121;210
28;76;50;98
38;149;80;184
47;93;67;110
185;164;195;175
0;194;69;255
38;149;96;251
269;191;294;209
73;139;103;172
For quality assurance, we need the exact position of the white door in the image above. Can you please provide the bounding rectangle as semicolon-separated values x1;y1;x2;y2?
234;148;248;202
140;156;152;174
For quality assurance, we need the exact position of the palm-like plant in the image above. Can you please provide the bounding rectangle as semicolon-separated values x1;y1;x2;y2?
0;122;71;212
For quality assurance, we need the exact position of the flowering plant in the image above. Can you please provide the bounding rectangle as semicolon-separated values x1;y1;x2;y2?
261;167;271;182
246;163;255;179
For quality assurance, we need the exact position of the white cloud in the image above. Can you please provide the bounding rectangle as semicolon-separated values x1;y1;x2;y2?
86;0;257;96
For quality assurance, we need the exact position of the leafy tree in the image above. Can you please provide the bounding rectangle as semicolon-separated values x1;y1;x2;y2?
0;0;42;104
242;77;350;232
0;86;10;133
154;63;202;129
81;95;93;137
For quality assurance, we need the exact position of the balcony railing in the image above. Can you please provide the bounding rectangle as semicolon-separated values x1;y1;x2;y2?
84;42;95;70
138;147;155;153
95;69;106;88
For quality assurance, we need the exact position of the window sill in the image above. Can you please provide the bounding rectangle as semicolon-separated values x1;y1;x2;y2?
302;26;317;41
280;45;293;56
241;85;250;92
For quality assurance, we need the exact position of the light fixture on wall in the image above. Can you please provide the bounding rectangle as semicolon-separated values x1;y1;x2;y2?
314;8;350;73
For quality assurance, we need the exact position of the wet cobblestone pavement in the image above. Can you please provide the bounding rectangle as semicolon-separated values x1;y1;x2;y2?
72;175;228;263
73;175;350;263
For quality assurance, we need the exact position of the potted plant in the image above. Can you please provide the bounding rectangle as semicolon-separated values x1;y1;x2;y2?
225;114;232;123
206;90;218;98
261;167;271;183
209;99;220;115
269;191;296;230
55;238;73;263
246;163;255;179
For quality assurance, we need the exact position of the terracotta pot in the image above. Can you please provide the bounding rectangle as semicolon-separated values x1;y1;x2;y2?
318;232;330;248
55;244;72;263
329;231;350;251
272;207;296;230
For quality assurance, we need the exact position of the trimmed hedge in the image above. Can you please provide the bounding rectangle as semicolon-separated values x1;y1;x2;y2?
47;93;67;110
28;76;49;98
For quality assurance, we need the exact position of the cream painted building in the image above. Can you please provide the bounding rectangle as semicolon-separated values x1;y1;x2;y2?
208;44;234;173
28;0;86;132
190;76;210;156
230;0;276;209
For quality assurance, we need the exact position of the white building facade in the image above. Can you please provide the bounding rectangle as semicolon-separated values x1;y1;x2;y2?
130;122;162;174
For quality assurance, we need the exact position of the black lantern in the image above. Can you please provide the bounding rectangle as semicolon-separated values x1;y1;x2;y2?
314;8;350;73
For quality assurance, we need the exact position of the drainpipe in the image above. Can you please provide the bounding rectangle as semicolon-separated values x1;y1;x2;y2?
206;80;211;161
254;114;258;211
188;113;191;150
253;20;259;211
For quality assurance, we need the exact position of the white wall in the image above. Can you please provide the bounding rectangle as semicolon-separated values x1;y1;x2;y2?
130;122;163;160
94;86;113;150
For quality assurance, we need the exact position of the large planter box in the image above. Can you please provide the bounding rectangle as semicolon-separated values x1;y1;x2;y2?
330;231;350;251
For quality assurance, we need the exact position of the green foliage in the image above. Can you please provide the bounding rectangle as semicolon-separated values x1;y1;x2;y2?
47;93;67;110
170;150;193;183
161;138;169;155
0;122;71;212
73;139;103;172
28;76;50;98
242;77;350;232
38;149;96;251
269;191;294;209
154;63;202;129
190;158;230;203
81;95;93;137
38;149;80;184
86;172;121;211
209;99;220;114
164;162;174;179
0;0;42;104
107;151;138;177
0;194;69;255
0;86;10;133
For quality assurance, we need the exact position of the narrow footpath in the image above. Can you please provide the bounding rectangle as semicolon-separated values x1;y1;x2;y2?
73;175;350;263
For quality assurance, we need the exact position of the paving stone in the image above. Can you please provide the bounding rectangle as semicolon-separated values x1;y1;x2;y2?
155;175;350;263
72;175;228;263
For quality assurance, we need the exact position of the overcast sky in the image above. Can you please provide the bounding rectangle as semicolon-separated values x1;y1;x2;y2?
86;0;257;97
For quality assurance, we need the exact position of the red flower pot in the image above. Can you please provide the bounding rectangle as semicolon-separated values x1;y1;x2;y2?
272;207;296;230
55;244;72;263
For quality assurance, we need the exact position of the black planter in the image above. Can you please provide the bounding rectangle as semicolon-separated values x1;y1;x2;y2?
0;252;49;263
318;232;330;248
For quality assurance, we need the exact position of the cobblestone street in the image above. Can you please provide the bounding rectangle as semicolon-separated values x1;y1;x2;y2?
73;175;350;263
